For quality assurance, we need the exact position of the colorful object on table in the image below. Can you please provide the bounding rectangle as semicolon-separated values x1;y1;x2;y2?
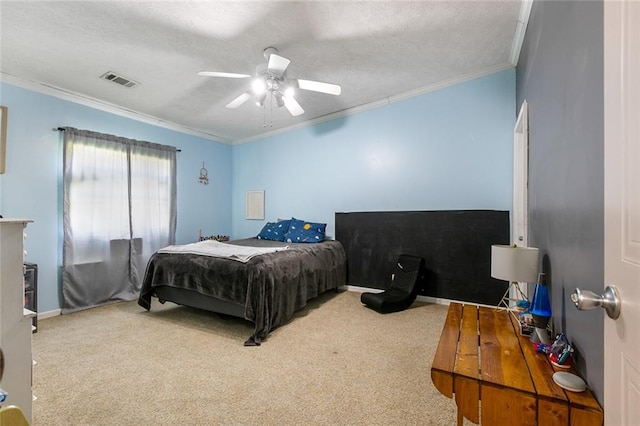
529;272;552;344
534;342;552;354
530;272;552;328
549;333;573;368
550;352;573;368
518;311;534;336
516;299;530;311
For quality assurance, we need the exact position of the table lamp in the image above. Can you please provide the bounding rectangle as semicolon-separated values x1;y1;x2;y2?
491;245;540;310
530;272;552;344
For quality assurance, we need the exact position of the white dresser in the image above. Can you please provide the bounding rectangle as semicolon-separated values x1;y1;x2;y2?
0;218;34;423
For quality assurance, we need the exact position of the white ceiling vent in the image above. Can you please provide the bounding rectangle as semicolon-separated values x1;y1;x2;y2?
100;71;139;88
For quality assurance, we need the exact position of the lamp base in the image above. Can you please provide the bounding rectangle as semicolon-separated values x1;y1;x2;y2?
530;327;552;345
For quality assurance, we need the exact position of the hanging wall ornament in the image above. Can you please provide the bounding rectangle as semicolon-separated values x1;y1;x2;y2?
198;162;209;185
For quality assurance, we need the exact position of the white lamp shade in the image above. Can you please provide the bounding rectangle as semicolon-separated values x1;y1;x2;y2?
491;245;539;283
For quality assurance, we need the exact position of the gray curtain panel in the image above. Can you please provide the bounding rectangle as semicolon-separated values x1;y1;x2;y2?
62;127;176;313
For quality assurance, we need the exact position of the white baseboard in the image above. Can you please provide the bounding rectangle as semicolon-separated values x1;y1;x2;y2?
38;309;61;320
416;295;452;306
342;284;384;294
342;285;452;306
36;289;486;320
416;295;498;309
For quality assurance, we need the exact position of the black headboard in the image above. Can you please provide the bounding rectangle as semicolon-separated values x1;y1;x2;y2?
335;210;510;305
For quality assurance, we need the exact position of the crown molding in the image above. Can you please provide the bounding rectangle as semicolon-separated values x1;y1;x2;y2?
510;0;534;66
234;62;514;145
2;60;514;147
0;72;232;145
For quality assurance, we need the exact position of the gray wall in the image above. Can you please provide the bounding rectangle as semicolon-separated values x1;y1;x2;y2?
516;1;604;402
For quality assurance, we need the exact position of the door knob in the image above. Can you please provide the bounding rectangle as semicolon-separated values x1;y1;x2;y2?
570;286;621;319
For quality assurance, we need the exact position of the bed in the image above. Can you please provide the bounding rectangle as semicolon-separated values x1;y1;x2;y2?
138;237;347;345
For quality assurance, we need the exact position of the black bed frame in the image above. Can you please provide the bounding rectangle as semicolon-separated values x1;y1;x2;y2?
155;286;245;318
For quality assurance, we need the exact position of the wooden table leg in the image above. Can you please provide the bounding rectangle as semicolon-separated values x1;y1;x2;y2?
455;376;480;424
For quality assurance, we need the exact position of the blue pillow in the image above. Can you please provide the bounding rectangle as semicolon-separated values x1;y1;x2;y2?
284;219;326;243
257;220;291;241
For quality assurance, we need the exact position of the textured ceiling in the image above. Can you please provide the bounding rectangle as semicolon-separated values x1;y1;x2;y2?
0;1;525;144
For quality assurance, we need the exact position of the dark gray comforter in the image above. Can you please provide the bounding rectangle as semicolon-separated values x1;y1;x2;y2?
138;238;346;345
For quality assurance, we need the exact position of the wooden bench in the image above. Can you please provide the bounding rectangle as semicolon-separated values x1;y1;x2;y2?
430;302;603;425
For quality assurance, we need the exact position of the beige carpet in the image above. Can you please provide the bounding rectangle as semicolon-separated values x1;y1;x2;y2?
32;290;461;425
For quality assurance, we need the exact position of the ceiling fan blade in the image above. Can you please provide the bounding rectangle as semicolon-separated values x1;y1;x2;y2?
295;79;341;96
226;92;252;109
267;53;291;76
282;95;304;116
198;71;251;79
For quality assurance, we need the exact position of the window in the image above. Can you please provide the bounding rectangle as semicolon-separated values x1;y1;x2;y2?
62;128;176;313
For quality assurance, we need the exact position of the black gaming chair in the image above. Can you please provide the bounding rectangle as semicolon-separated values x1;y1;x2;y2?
360;254;425;313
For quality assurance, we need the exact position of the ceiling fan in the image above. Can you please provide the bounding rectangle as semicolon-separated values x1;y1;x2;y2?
198;47;341;117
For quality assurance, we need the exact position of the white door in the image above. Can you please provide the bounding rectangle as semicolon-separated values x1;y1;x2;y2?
604;0;640;424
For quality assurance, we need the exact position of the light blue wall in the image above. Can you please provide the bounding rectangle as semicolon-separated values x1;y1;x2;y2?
0;68;515;314
0;82;232;313
232;69;516;239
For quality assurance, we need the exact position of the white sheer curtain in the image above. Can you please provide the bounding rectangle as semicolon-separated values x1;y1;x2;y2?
62;128;176;313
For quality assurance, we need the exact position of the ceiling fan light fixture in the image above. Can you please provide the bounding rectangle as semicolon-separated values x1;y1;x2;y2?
255;92;267;107
252;78;266;94
274;92;285;108
266;79;279;91
284;86;295;98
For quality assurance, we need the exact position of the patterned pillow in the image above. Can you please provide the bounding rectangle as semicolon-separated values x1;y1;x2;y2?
284;218;326;243
257;220;291;241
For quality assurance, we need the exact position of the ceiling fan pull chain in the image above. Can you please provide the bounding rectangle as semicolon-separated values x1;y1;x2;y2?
262;94;266;128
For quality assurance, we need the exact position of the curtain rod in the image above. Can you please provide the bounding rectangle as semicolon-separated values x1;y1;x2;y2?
53;127;181;151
